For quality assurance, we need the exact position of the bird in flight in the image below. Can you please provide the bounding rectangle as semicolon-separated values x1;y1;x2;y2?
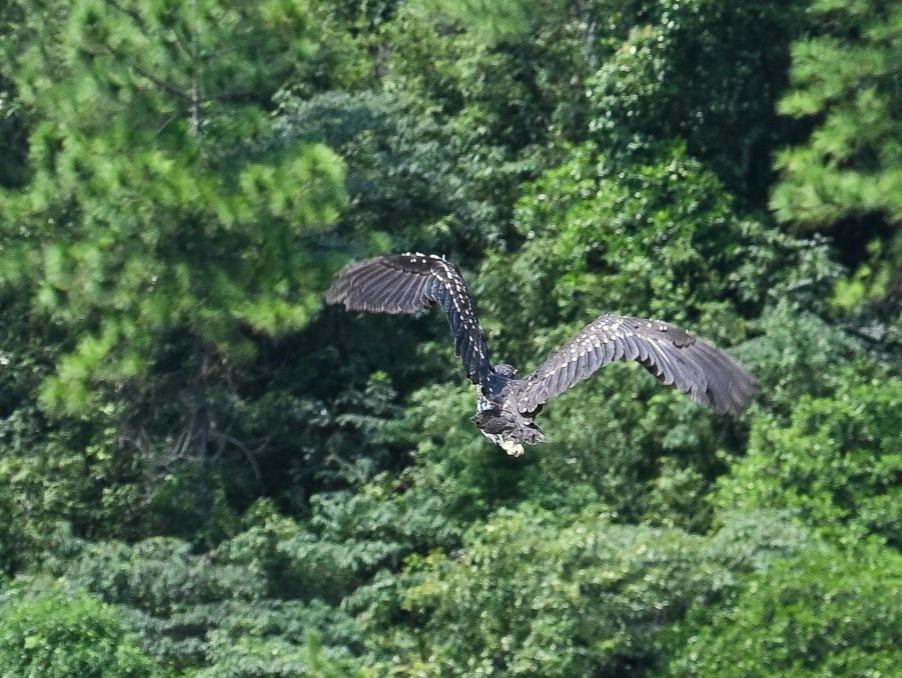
326;253;758;456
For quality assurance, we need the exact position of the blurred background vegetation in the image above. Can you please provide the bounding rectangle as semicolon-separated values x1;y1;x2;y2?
0;0;900;675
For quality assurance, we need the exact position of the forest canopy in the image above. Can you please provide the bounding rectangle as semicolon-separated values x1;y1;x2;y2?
0;0;900;676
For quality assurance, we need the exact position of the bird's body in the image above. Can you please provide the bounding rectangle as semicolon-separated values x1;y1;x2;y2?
472;366;544;456
326;253;758;455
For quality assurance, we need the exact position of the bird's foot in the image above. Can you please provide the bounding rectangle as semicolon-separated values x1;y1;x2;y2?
500;440;525;457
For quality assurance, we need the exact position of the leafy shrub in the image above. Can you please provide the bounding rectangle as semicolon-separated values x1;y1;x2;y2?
0;579;161;678
662;544;902;677
714;377;902;546
361;505;812;677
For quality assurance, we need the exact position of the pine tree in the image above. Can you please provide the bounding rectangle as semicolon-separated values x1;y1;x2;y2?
771;0;902;310
772;0;902;226
0;0;346;508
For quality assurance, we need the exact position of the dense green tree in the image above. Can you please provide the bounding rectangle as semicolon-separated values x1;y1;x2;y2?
478;142;832;348
466;143;840;524
276;90;502;254
1;0;345;414
772;0;902;316
356;506;812;676
0;1;898;676
662;543;902;677
773;0;902;227
0;579;161;678
714;375;902;546
587;0;806;197
0;0;346;535
42;505;364;674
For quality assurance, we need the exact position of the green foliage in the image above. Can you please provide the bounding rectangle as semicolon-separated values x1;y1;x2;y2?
479;141;831;347
0;80;27;188
0;299;160;571
773;0;902;226
0;579;161;678
0;1;898;676
772;0;902;316
0;0;350;548
1;0;347;412
361;506;812;676
44;508;365;674
415;0;568;42
381;0;596;154
588;0;805;195
740;300;868;415
663;544;902;677
468;143;841;526
276;90;502;249
0;400;137;571
714;376;902;546
199;631;366;678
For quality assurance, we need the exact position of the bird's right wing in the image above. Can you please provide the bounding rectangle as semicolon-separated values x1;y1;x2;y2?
325;253;493;385
515;314;757;415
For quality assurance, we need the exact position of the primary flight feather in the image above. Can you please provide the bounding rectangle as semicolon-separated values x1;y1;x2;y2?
326;253;758;455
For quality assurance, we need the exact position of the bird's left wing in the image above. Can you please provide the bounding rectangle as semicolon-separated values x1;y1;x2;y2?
325;253;493;385
515;314;757;415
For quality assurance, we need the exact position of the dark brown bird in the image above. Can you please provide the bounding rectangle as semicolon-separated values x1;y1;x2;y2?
325;253;758;455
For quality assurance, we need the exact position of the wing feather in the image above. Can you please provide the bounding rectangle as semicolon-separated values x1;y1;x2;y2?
600;339;614;365
325;253;493;385
397;276;423;311
579;349;591;375
623;335;640;360
516;314;757;415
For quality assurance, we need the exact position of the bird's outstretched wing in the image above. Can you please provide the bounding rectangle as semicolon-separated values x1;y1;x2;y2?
325;253;493;385
515;315;757;415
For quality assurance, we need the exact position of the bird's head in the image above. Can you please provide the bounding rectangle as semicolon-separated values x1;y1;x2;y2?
494;364;518;379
